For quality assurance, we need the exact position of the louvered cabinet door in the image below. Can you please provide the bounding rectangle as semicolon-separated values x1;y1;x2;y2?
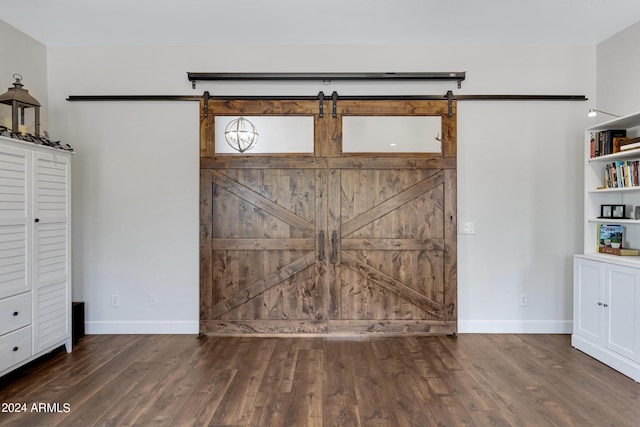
0;143;30;299
32;151;71;353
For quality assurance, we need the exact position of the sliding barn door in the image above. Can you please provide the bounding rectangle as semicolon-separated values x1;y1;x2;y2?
200;98;457;334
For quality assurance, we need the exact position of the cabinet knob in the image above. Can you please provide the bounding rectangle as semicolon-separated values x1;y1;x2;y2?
13;346;19;352
34;218;40;223
603;303;609;308
597;302;603;306
13;311;19;316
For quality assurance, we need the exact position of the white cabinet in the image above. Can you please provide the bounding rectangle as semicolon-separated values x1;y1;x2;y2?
0;135;72;377
573;256;640;381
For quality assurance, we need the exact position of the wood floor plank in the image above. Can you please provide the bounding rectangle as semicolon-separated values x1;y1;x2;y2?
321;340;360;427
208;337;277;425
349;341;403;426
1;334;640;426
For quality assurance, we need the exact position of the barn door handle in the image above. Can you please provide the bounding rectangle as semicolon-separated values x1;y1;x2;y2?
331;230;337;263
318;230;325;261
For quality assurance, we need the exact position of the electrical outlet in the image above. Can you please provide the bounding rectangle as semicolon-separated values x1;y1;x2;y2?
111;294;120;307
148;294;158;307
520;293;528;307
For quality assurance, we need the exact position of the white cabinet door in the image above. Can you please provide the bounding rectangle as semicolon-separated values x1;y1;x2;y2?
32;151;71;353
0;144;31;299
605;264;640;362
574;257;605;345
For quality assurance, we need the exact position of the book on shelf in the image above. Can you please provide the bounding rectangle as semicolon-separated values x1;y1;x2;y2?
613;137;628;153
604;160;640;188
598;246;640;256
593;130;627;156
597;224;624;251
619;136;640;152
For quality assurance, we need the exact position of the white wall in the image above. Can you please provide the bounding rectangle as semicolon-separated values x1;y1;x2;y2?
43;44;594;334
0;20;48;130
596;20;640;116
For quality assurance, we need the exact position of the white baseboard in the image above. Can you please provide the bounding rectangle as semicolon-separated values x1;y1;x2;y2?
458;320;573;334
86;320;199;334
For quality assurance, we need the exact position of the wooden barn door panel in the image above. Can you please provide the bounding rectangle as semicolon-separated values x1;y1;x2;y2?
327;165;456;334
200;98;456;335
201;162;329;333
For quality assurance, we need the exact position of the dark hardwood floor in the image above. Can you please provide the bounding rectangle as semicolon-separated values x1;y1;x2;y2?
1;334;639;426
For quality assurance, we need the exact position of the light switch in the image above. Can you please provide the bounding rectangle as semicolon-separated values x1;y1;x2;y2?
460;222;475;234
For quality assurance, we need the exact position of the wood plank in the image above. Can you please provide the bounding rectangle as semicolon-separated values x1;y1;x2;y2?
249;339;300;426
443;168;457;323
208;338;277;425
340;170;443;237
349;340;402;426
442;102;457;158
210;169;315;236
201;319;329;334
341;251;445;320
208;99;319;115
201;156;327;169
341;238;444;251
328;156;456;170
327;320;454;334
327;168;342;320
321;340;360;427
199;98;214;157
281;349;324;426
199;169;213;329
337;99;450;116
210;238;314;250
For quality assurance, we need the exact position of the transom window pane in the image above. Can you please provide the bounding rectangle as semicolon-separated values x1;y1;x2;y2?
342;116;442;153
214;116;314;154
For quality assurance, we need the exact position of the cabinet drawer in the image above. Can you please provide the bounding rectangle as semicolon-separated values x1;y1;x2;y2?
0;293;32;336
0;326;32;372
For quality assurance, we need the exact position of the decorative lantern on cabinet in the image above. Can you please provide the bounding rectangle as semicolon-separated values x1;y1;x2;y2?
0;74;41;136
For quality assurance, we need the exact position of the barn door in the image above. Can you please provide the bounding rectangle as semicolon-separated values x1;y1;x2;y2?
200;97;456;335
326;101;457;334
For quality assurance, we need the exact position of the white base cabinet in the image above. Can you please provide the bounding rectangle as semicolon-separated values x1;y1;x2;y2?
0;136;72;377
573;255;640;382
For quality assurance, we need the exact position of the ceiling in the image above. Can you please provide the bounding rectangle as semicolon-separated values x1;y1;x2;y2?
1;0;640;47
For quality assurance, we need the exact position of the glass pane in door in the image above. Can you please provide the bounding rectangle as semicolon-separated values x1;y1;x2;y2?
214;116;314;154
342;116;442;153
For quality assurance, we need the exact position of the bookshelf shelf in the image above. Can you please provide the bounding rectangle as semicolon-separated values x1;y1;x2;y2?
588;149;640;163
587;217;640;224
588;186;640;193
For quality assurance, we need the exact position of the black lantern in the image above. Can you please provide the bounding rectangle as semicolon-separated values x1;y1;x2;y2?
0;74;41;136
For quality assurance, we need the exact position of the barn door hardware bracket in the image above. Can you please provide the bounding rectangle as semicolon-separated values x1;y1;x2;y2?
318;91;324;118
446;90;453;118
203;91;210;117
332;91;338;118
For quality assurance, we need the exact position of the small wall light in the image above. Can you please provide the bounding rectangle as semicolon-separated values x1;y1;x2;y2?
588;108;620;118
224;117;258;153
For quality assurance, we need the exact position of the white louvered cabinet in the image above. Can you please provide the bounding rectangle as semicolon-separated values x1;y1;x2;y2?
0;135;72;377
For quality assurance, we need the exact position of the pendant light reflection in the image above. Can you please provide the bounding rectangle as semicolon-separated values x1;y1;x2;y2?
224;117;258;153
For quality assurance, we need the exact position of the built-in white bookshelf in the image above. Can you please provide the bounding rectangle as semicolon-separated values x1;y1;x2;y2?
583;111;640;266
574;111;640;383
